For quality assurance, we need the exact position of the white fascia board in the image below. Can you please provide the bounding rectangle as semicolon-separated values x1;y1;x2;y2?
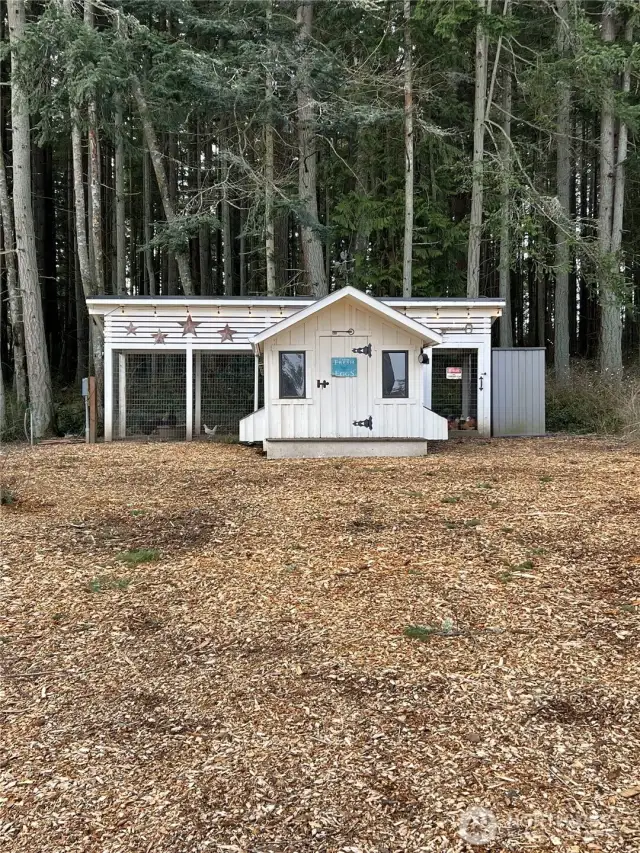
86;297;313;315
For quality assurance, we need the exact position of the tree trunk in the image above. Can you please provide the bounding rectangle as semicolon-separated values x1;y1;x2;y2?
219;126;233;295
74;238;89;384
611;18;632;256
7;0;53;436
537;270;546;348
83;0;103;295
62;0;102;403
0;304;5;433
131;76;194;296
88;102;104;292
296;1;327;297
0;109;27;405
166;133;178;294
598;1;622;377
554;0;571;382
402;0;414;298
264;0;277;296
70;126;94;297
239;206;247;296
467;0;488;298
114;93;126;294
498;50;513;347
143;147;156;295
197;121;210;295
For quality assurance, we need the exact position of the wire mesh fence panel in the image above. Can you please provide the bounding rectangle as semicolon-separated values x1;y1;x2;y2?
113;353;187;441
431;349;478;424
196;353;257;439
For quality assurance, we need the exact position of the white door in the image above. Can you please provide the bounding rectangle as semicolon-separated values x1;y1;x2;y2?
318;335;372;438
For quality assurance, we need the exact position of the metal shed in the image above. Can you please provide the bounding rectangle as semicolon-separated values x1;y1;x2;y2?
491;348;546;436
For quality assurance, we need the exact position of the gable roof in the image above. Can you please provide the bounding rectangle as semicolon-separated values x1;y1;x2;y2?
250;286;442;349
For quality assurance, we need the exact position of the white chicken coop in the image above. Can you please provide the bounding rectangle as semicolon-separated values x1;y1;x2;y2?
87;286;505;458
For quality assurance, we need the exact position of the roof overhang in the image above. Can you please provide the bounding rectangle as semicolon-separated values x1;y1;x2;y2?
85;296;310;315
250;286;443;350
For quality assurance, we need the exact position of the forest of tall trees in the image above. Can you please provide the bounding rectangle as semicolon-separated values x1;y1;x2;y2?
1;0;639;437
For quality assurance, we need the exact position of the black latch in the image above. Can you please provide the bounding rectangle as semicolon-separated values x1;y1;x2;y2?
317;379;329;389
353;416;373;430
352;343;372;357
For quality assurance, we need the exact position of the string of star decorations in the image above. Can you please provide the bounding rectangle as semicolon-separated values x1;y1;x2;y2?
123;313;238;344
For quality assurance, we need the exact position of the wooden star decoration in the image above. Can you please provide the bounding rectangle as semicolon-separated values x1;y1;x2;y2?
179;313;201;336
218;323;237;343
125;322;138;336
152;329;168;344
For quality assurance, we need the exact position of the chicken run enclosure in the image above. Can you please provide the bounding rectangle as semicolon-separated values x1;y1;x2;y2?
88;292;540;448
111;352;262;441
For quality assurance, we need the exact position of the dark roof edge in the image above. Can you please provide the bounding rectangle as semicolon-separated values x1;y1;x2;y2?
87;295;504;304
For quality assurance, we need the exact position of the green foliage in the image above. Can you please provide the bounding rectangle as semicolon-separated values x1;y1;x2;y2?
116;548;160;566
404;624;437;641
0;486;16;506
497;570;514;584
55;393;85;436
513;560;535;572
546;369;626;435
86;575;131;593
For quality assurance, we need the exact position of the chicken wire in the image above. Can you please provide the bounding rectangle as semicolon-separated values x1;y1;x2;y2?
196;353;261;439
431;349;478;421
113;353;187;440
111;352;261;441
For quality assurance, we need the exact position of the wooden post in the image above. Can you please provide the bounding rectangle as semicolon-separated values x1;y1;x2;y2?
461;351;471;419
104;344;113;441
88;376;97;444
422;348;433;409
185;346;193;441
118;352;126;438
254;352;260;411
194;350;202;438
478;333;491;436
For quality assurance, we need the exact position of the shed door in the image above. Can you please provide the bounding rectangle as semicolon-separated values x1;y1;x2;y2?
492;348;545;436
318;335;371;438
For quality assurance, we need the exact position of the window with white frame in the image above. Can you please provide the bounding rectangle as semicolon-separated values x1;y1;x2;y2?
279;351;306;398
382;351;408;398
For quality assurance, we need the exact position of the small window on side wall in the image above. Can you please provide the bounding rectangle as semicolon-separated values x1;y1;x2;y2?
279;351;306;398
382;351;408;398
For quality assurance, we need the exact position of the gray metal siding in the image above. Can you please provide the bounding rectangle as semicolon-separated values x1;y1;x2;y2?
492;348;545;436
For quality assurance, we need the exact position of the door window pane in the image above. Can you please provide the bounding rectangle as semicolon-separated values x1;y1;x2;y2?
382;351;408;398
279;351;306;398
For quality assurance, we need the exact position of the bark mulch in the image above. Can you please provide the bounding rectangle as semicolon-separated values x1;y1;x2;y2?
1;437;638;852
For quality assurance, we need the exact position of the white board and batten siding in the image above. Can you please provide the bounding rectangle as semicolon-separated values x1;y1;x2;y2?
102;302;303;351
94;298;501;353
265;298;434;440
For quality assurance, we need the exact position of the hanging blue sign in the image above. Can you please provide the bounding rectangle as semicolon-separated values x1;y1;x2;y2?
331;357;358;377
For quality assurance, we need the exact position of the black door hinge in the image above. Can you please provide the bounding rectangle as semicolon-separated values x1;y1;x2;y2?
353;416;373;430
352;343;372;357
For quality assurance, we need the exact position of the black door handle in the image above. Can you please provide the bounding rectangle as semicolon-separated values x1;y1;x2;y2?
317;379;329;389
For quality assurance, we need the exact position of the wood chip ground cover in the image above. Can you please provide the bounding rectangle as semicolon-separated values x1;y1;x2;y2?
1;437;638;852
